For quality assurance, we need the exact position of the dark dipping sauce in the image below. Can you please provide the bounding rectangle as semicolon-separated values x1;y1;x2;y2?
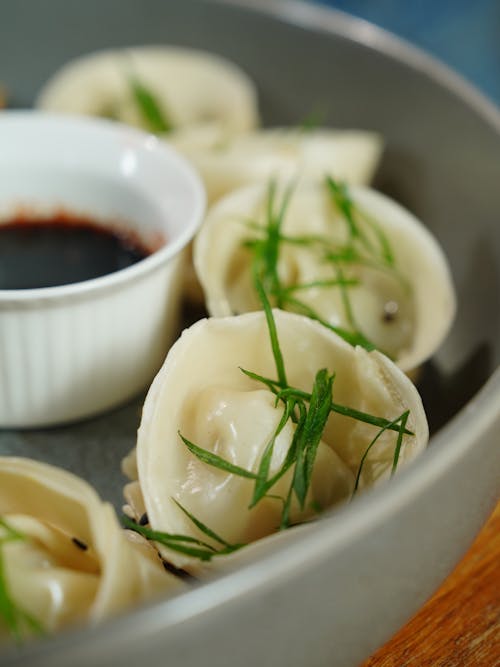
0;214;153;290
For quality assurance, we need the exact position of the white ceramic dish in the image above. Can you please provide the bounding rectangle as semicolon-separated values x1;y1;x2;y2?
0;112;205;427
0;0;499;665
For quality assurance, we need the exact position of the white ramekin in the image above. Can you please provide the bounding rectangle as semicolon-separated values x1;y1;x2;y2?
0;111;205;427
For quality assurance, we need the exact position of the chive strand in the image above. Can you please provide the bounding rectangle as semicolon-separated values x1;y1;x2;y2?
172;499;237;549
0;520;44;641
239;371;413;435
253;271;288;387
179;432;259;480
127;75;173;134
250;398;295;508
391;410;410;476
352;411;408;495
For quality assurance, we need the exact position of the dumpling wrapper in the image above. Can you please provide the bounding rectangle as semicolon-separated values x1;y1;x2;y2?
175;127;383;204
0;457;186;641
194;181;456;373
135;310;428;569
36;45;259;141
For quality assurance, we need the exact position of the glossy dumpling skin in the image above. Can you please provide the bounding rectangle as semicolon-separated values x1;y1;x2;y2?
136;310;428;568
0;457;185;640
176;128;383;204
36;46;259;139
194;181;456;373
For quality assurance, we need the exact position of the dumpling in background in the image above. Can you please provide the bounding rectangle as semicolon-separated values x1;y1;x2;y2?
36;46;259;141
0;457;185;642
194;179;456;373
175;128;383;204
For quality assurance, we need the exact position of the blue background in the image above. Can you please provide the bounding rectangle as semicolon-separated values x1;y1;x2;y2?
314;0;500;105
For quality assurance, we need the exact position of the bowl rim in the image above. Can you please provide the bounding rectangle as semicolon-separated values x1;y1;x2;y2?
4;0;500;663
229;0;500;129
0;110;206;302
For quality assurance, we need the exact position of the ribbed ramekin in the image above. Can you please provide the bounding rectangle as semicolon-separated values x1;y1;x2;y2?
0;112;205;427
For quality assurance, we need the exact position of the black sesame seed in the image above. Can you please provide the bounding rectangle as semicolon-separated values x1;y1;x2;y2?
139;512;149;526
72;537;88;551
161;559;196;581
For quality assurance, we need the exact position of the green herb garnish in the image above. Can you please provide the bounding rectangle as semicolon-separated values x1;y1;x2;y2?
0;519;44;642
325;176;411;295
127;75;173;134
179;432;260;480
239;175;413;355
352;410;410;494
298;105;328;132
123;501;244;562
237;371;412;436
242;178;378;351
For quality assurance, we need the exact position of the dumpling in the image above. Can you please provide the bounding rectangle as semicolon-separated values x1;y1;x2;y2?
0;457;186;642
194;179;456;373
133;309;428;569
36;46;259;141
175;127;383;204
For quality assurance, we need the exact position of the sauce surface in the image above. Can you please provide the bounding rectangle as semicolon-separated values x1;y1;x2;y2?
0;214;152;289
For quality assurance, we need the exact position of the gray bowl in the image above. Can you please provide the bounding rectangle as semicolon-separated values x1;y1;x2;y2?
1;1;499;666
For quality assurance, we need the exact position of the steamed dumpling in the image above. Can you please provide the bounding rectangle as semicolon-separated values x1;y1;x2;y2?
134;310;428;569
0;457;185;641
175;127;383;204
36;46;259;141
194;180;456;372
